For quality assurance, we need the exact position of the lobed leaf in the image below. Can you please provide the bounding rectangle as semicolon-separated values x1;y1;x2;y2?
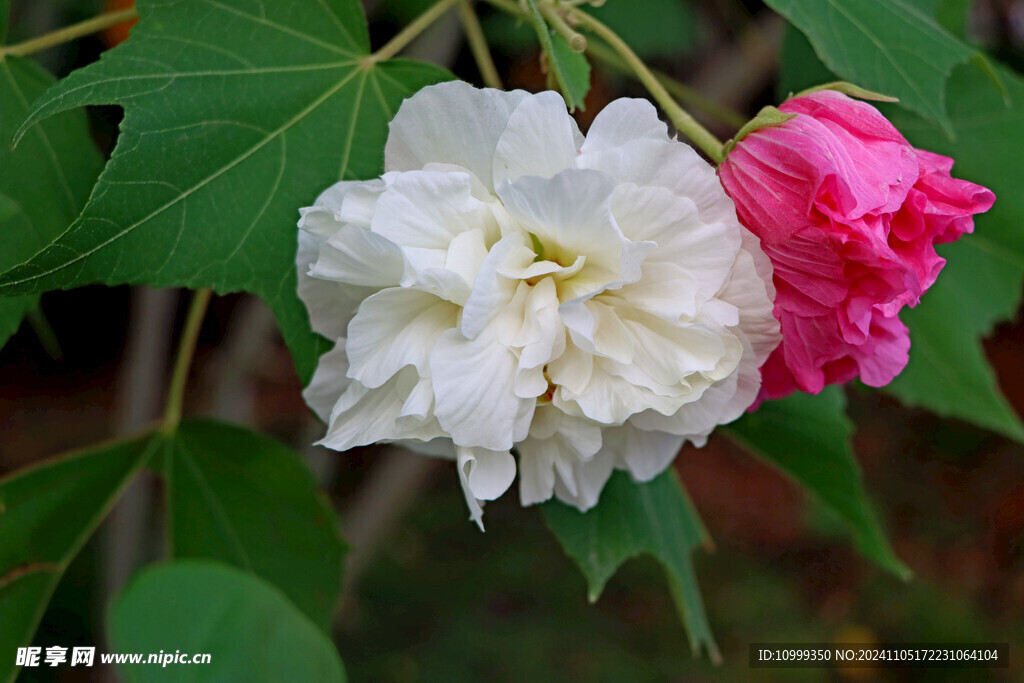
0;0;453;383
0;52;102;350
0;435;156;683
764;0;997;135
726;387;910;578
110;560;347;682
583;0;696;59
162;420;346;629
881;65;1024;442
542;470;720;662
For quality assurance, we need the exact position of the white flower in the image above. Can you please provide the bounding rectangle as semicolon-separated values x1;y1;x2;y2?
298;82;780;528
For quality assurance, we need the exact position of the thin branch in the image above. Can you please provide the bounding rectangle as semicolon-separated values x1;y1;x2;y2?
585;40;746;130
458;0;503;89
563;7;726;162
1;8;137;57
483;0;727;162
369;0;461;63
160;288;212;436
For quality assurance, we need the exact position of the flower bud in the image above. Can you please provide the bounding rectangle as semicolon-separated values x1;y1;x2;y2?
719;90;995;402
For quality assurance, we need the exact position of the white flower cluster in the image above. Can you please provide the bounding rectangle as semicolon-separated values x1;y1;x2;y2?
298;82;779;527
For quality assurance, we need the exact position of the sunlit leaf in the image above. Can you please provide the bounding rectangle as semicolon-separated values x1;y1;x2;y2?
0;0;453;382
0;44;102;349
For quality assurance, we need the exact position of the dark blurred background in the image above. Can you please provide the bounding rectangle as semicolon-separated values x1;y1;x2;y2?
2;0;1024;680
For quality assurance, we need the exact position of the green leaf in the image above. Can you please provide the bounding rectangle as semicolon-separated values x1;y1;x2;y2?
776;25;835;99
522;0;590;111
162;420;346;629
582;0;696;59
0;0;453;383
110;560;346;683
726;387;910;579
0;55;102;349
911;0;973;38
0;435;156;683
542;470;720;662
484;0;696;60
548;33;591;111
0;0;8;44
880;64;1024;442
796;81;900;102
763;0;995;134
725;105;797;154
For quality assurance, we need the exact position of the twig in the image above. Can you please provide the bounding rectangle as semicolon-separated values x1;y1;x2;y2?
458;0;503;89
160;288;212;435
0;8;137;57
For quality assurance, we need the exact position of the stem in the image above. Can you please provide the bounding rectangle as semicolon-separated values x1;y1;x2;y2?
540;6;586;53
160;288;212;436
370;0;461;62
0;8;138;57
26;308;62;360
585;41;746;129
458;0;503;89
566;8;726;162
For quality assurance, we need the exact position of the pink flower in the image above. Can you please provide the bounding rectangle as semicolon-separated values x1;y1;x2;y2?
718;90;995;402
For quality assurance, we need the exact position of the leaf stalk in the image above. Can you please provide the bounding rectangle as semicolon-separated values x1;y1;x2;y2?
564;7;726;162
160;288;212;436
370;0;462;63
0;8;138;58
458;0;503;89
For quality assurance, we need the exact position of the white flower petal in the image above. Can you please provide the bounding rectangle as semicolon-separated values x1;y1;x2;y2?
337;182;388;227
310;223;404;287
631;339;758;441
554;355;685;425
518;407;603;506
610;261;701;322
510;277;564;369
346;288;458;388
560;298;634;364
578;98;668;153
577;137;737;226
430;326;534;450
372;171;497;249
612;423;685;482
493;90;581;186
721;238;781;365
459;446;516;500
552;445;615;512
610;184;741;304
318;368;444;451
297;230;374;339
459;233;525;339
385;81;529;191
302;339;350;422
497;169;653;300
298;180;362;233
457;446;517;530
546;341;593;397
